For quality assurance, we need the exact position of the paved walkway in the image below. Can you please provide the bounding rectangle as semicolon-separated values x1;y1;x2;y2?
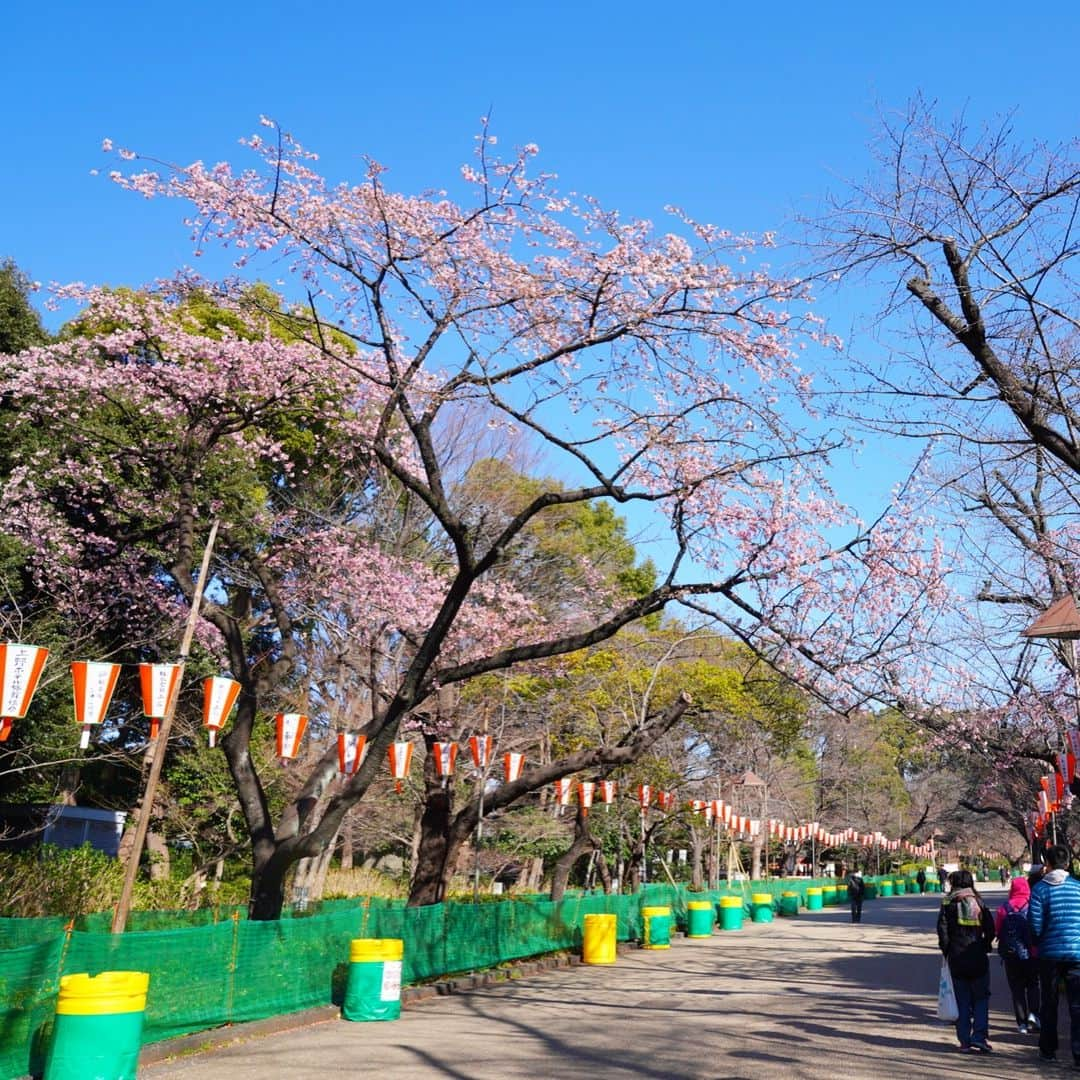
144;885;1059;1079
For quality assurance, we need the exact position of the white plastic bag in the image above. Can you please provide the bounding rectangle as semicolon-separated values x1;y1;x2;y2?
937;959;959;1022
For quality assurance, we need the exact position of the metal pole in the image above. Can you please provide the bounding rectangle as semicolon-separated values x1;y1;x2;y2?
112;520;219;933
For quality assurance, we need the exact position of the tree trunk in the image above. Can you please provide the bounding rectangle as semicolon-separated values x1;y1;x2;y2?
339;816;354;871
146;833;170;881
595;848;613;893
408;785;455;906
690;829;704;890
550;808;594;902
750;834;764;880
524;856;544;891
249;855;289;920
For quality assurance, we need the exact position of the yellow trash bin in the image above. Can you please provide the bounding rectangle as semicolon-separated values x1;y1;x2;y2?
583;913;617;964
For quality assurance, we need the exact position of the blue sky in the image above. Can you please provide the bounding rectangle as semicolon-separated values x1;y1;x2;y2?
3;0;1077;526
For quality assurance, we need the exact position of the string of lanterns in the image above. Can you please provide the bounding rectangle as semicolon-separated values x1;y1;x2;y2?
0;642;937;850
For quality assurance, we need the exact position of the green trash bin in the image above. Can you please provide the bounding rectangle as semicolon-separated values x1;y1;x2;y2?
864;881;877;900
880;880;894;897
642;905;672;948
45;970;149;1080
822;885;838;906
343;938;404;1021
779;890;800;916
686;900;714;938
751;893;774;922
806;887;823;911
718;895;743;930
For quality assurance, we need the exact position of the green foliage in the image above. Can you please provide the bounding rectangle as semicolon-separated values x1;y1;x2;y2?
0;259;48;354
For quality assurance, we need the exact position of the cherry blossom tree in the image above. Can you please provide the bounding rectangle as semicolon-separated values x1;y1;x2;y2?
1;124;947;917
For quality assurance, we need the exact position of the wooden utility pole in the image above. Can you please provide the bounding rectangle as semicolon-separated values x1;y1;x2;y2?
112;521;219;933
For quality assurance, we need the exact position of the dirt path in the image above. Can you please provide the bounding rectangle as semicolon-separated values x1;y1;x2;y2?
145;885;1057;1079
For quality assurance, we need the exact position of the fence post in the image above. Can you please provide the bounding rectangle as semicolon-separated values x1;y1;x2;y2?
224;912;240;1023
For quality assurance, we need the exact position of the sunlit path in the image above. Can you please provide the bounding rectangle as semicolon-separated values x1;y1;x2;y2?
142;886;1040;1080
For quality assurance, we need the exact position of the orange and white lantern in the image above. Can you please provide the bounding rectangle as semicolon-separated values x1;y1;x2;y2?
338;732;368;775
0;642;48;742
691;799;706;816
432;741;458;778
388;742;414;793
554;777;573;812
578;781;595;815
139;662;181;740
71;660;121;749
503;751;525;783
275;712;308;761
657;791;675;812
637;784;651;809
202;676;240;748
599;780;616;810
469;734;494;771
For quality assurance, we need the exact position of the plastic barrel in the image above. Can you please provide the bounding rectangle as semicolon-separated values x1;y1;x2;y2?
642;905;672;949
45;970;149;1080
894;879;907;895
822;885;837;906
780;891;800;917
718;895;744;930
343;938;404;1021
686;900;714;938
864;881;877;900
583;913;617;963
805;887;823;911
751;894;774;923
879;880;894;897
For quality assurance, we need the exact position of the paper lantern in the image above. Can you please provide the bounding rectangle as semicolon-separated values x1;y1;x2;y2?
469;734;493;771
432;741;458;778
71;661;121;749
388;741;414;793
0;642;48;742
637;784;651;809
503;751;525;783
1059;751;1076;784
657;791;675;812
202;676;240;747
598;780;616;810
554;777;573;808
690;799;706;815
275;713;308;760
139;662;181;740
578;781;595;815
338;732;368;775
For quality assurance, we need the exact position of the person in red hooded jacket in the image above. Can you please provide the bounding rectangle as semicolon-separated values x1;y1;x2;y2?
995;875;1040;1034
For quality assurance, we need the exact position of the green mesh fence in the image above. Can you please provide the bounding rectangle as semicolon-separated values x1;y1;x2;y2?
0;877;878;1080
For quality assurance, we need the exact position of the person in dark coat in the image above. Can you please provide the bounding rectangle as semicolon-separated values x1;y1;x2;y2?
846;868;865;923
916;867;927;893
938;869;996;1053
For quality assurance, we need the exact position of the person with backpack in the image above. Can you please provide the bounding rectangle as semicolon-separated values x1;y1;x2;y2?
995;875;1040;1033
938;869;996;1053
1028;844;1080;1065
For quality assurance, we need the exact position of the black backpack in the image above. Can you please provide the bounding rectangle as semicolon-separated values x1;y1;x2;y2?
998;903;1031;960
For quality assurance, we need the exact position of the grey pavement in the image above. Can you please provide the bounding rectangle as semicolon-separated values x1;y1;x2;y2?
143;884;1062;1079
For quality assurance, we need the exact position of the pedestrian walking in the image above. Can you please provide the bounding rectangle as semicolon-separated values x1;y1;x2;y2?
846;867;865;923
994;875;1040;1034
999;866;1008;886
916;867;926;894
1028;844;1080;1066
937;869;995;1054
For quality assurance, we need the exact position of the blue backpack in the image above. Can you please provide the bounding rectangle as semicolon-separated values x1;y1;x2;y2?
998;902;1031;960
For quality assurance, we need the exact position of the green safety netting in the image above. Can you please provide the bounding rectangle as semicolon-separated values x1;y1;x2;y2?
0;877;884;1080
